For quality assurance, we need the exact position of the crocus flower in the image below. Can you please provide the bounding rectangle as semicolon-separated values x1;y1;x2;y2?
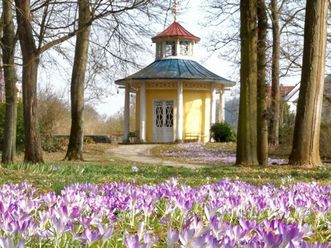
0;237;24;248
167;229;179;247
125;234;140;248
0;180;329;247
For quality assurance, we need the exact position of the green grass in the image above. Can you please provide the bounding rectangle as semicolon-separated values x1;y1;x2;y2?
0;143;330;193
1;157;331;194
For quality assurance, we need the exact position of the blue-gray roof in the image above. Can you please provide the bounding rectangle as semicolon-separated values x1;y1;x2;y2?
115;59;235;86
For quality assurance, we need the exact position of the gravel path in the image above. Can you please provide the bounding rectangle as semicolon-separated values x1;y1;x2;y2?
107;144;205;169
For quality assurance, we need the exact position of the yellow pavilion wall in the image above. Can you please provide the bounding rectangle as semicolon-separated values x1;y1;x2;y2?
183;90;210;142
135;87;211;143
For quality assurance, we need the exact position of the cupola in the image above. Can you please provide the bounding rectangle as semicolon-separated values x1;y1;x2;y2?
151;22;200;59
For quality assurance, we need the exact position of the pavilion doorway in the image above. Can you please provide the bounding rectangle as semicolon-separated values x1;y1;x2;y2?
153;100;174;143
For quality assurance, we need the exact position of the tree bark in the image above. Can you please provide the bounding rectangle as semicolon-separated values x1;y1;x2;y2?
1;0;18;164
65;0;91;160
269;0;281;146
15;0;44;163
289;0;328;167
257;0;268;166
236;0;258;165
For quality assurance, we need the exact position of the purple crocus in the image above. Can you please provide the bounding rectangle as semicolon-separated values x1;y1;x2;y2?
125;234;140;248
167;229;179;247
0;237;24;248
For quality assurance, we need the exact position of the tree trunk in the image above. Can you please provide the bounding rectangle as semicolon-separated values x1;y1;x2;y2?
269;0;280;146
65;0;91;160
1;0;18;164
236;0;258;165
289;0;328;167
257;0;268;166
15;0;44;163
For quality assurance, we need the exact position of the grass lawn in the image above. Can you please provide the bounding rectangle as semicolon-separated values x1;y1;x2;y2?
1;143;330;193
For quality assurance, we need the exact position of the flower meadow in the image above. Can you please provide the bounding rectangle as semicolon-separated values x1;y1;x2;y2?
160;143;287;165
0;179;330;247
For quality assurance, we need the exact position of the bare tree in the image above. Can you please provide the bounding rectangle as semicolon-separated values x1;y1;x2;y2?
257;0;268;166
65;0;91;161
236;0;258;165
15;0;44;163
289;0;328;167
14;0;81;163
204;0;240;66
269;0;280;146
278;0;306;77
1;0;17;163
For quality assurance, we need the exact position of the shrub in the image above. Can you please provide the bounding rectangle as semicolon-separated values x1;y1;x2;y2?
278;103;296;146
210;122;236;142
41;136;67;153
275;104;331;159
38;89;70;152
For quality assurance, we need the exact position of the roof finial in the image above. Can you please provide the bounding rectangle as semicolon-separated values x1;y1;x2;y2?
172;0;178;22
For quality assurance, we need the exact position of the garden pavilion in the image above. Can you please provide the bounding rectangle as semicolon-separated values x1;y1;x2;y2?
115;21;235;143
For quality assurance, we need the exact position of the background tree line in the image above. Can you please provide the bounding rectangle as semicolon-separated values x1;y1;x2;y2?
0;89;125;153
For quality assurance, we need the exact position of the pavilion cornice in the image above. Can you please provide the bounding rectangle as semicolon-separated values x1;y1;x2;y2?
121;80;225;92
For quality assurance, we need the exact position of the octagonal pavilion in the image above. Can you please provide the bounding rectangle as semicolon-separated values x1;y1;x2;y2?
115;21;235;143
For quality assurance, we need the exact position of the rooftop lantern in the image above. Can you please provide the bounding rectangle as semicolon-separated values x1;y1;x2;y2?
152;0;200;60
152;22;200;59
